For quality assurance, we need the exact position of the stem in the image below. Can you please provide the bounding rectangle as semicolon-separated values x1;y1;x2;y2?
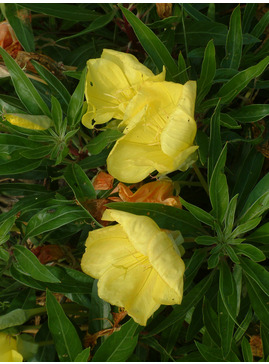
193;163;209;196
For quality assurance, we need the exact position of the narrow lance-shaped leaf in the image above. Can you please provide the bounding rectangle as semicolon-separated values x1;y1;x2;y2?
119;5;179;82
239;257;269;295
0;47;51;117
67;67;86;126
197;39;216;105
4;4;35;52
208;101;222;182
13;246;61;283
46;289;82;361
221;5;242;69
209;144;229;223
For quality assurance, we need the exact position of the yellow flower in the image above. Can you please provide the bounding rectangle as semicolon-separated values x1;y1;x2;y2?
4;113;52;130
0;332;23;362
81;209;185;326
82;49;166;129
107;80;198;183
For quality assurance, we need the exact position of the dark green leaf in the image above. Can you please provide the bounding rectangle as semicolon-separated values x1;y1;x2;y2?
234;244;266;262
203;297;221;346
261;324;269;360
184;248;208;290
34;321;56;362
231;217;262;238
195;236;217;245
208;102;222;181
221;5;242;69
195;341;224;361
220;113;241;129
4;4;35;52
64;163;96;202
120;5;179;82
107;202;204;236
186;299;203;341
197;39;216;106
247;222;269;244
244;274;269;330
0;157;42;176
13;245;60;283
32;60;71;112
177;52;189;84
209;144;229;222
234;306;252;342
196;129;209;166
67;68;86;126
183;4;212;22
240;257;269;295
46;289;82;361
180;197;215;227
0;306;45;330
22;3;99;21
0;215;16;245
224;194;238;236
242;4;257;33
217;56;269;104
141;337;175;361
228;104;269;123
241;337;253;362
74;348;91;362
24;204;90;239
87;129;122;155
92;319;139;362
0;47;51;117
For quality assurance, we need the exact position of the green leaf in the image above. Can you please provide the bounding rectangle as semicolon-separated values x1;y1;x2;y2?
221;5;242;69
231;217;262;238
203;297;221;346
119;5;179;82
0;307;45;330
22;3;99;21
261;324;269;360
232;147;264;213
242;4;257;33
241;337;253;362
184;248;208;290
209;144;229;222
224;194;238;236
67;68;86;126
196;129;209;166
239;171;269;223
186;299;204;341
51;96;63;134
0;47;51;117
240;257;269;295
87;129;122;155
208;252;220;269
141;337;175;361
147;272;215;336
177;52;189;84
32;60;71;113
46;289;82;361
34;321;55;362
24;204;90;240
10;265;93;294
90;280;111;332
247;222;269;244
234;306;252;342
107;202;204;236
218;289;236;358
92;319;139;362
220;113;241;129
13;246;61;283
195;236;217;245
64;163;96;202
0;215;16;245
217;56;269;104
219;259;234;297
197;39;216;105
195;341;224;362
244;274;269;330
4;4;35;52
228;104;269;123
74;348;91;362
0;157;42;176
234;244;266;262
180;197;215;227
208;102;222;181
58;11;116;42
183;4;213;22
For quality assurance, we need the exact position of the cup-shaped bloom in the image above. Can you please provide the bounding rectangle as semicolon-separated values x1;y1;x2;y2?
81;209;185;326
107;80;198;183
4;113;52;130
0;333;23;362
82;49;165;129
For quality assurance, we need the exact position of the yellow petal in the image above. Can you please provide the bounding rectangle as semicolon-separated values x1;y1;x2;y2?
81;224;134;279
0;333;23;362
4;113;51;130
178;81;197;117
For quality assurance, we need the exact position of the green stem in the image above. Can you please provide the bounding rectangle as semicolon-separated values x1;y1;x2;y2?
193;163;209;196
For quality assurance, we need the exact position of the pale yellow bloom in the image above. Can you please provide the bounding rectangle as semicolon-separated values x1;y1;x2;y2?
0;332;23;362
81;209;185;326
4;113;52;130
82;49;165;129
107;80;198;183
